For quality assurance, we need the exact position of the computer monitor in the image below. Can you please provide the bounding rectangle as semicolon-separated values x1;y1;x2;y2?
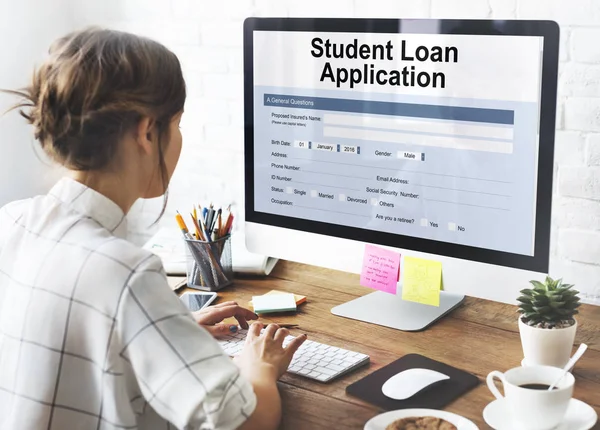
243;18;559;331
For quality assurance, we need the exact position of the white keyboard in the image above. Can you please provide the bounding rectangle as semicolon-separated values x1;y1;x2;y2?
218;329;370;382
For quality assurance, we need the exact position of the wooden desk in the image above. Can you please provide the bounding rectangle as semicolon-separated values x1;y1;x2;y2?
170;261;600;429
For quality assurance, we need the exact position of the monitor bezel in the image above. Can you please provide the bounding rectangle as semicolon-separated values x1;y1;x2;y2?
244;18;559;273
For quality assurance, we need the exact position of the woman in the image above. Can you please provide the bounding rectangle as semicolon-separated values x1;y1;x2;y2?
0;27;305;430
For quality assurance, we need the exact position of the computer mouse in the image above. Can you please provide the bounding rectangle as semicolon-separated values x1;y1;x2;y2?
382;368;450;400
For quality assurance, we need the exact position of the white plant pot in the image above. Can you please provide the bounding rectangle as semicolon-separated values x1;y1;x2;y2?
518;317;577;368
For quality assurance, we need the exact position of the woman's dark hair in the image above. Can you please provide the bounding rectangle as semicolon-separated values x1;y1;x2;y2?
4;27;186;216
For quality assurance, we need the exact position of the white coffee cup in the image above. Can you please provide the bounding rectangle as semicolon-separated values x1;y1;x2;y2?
486;365;574;430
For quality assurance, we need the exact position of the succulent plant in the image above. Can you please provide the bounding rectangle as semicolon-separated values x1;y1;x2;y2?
517;276;581;329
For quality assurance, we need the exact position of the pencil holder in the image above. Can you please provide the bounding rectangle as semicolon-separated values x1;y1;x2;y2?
184;235;233;291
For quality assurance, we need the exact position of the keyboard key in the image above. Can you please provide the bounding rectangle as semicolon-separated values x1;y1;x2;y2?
314;366;336;376
325;363;345;372
308;371;322;379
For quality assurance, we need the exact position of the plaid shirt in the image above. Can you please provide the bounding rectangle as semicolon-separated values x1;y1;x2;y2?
0;177;256;430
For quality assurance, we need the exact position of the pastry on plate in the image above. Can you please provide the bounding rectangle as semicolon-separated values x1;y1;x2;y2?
385;416;458;430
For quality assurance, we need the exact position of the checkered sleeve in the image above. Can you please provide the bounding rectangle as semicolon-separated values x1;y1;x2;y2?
116;255;257;430
0;207;6;254
0;202;21;254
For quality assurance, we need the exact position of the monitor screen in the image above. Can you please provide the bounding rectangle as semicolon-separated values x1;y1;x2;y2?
244;19;558;272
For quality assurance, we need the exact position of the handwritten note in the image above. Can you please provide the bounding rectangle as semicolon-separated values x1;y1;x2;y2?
360;244;400;294
402;256;442;306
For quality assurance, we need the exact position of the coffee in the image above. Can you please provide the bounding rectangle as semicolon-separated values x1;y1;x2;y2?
487;367;574;430
519;383;555;390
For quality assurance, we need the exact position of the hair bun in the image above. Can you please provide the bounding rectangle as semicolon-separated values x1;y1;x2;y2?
3;27;186;171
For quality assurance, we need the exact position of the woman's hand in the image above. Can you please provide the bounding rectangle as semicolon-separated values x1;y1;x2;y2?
192;301;258;338
235;323;305;430
234;322;307;382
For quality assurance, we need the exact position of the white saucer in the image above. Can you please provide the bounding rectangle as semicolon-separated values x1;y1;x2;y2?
364;408;478;430
483;397;597;430
521;358;570;368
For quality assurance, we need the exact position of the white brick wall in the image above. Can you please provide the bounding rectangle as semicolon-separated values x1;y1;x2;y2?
560;230;600;265
564;97;600;132
559;64;600;97
554;131;586;165
559;167;600;200
571;29;600;63
431;0;491;18
488;0;517;17
518;0;600;26
71;0;600;304
354;0;430;18
587;134;600;165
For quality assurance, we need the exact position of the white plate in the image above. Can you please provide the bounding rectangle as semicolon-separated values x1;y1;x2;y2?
483;398;597;430
364;409;479;430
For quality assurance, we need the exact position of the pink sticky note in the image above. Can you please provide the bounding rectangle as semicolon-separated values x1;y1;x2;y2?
360;244;400;294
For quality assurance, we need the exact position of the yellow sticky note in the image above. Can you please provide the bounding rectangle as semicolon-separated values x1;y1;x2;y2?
401;256;442;307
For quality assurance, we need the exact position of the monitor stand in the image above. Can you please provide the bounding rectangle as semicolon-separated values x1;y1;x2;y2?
331;289;465;332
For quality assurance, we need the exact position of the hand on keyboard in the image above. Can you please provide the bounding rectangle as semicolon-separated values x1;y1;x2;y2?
232;322;307;381
219;325;370;383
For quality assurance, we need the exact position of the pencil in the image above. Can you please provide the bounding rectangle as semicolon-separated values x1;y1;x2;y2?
190;212;204;241
225;213;234;235
175;211;192;239
221;210;230;237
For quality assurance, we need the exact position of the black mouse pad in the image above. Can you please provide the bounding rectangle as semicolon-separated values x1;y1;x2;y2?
346;354;479;410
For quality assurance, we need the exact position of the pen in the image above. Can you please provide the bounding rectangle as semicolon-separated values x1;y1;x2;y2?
198;205;208;238
199;215;211;242
216;209;222;237
206;205;215;233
